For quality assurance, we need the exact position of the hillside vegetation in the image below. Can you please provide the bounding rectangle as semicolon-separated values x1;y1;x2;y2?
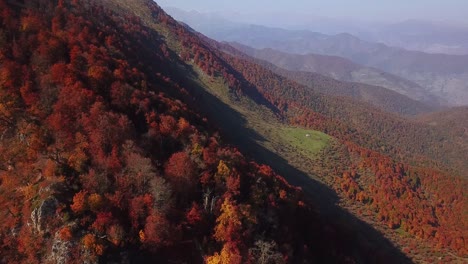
0;0;466;263
0;0;411;263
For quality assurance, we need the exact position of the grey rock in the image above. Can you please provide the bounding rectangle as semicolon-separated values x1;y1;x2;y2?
49;231;72;264
31;197;59;233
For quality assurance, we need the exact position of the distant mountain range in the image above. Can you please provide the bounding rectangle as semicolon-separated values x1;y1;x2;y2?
228;42;438;109
360;20;468;55
166;7;468;55
165;7;468;107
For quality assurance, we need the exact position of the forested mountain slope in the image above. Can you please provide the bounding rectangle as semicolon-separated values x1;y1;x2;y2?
211;41;468;175
163;8;468;261
0;0;383;263
0;0;466;263
122;1;468;261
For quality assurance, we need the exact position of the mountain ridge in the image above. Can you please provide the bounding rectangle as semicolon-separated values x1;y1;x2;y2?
227;42;439;115
165;8;468;106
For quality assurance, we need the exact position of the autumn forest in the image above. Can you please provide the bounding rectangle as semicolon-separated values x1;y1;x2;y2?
0;0;466;263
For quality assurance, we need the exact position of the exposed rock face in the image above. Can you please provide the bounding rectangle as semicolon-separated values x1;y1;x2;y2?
31;197;59;233
49;231;72;264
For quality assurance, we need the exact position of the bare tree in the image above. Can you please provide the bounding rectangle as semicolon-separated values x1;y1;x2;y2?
203;188;212;211
150;176;172;212
249;240;284;264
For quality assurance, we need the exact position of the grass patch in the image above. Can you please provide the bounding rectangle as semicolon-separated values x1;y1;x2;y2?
278;127;331;156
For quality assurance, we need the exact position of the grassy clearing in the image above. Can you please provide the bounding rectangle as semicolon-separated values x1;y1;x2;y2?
193;65;332;159
278;127;331;156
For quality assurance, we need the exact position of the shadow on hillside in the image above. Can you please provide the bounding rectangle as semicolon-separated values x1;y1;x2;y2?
142;31;413;261
177;64;413;264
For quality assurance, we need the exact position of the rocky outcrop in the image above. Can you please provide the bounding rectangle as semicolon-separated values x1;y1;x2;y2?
31;197;59;233
49;230;73;264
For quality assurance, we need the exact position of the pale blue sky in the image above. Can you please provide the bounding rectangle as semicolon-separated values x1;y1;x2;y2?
156;0;468;23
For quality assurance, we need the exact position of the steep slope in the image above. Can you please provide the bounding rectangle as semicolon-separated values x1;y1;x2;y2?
1;1;466;263
160;17;468;261
105;2;468;261
205;38;468;264
228;43;436;116
0;0;386;263
100;2;468;261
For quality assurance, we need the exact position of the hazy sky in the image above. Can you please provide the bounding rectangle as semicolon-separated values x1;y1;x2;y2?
156;0;468;23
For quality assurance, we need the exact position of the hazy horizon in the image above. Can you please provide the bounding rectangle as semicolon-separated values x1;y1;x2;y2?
157;0;468;26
